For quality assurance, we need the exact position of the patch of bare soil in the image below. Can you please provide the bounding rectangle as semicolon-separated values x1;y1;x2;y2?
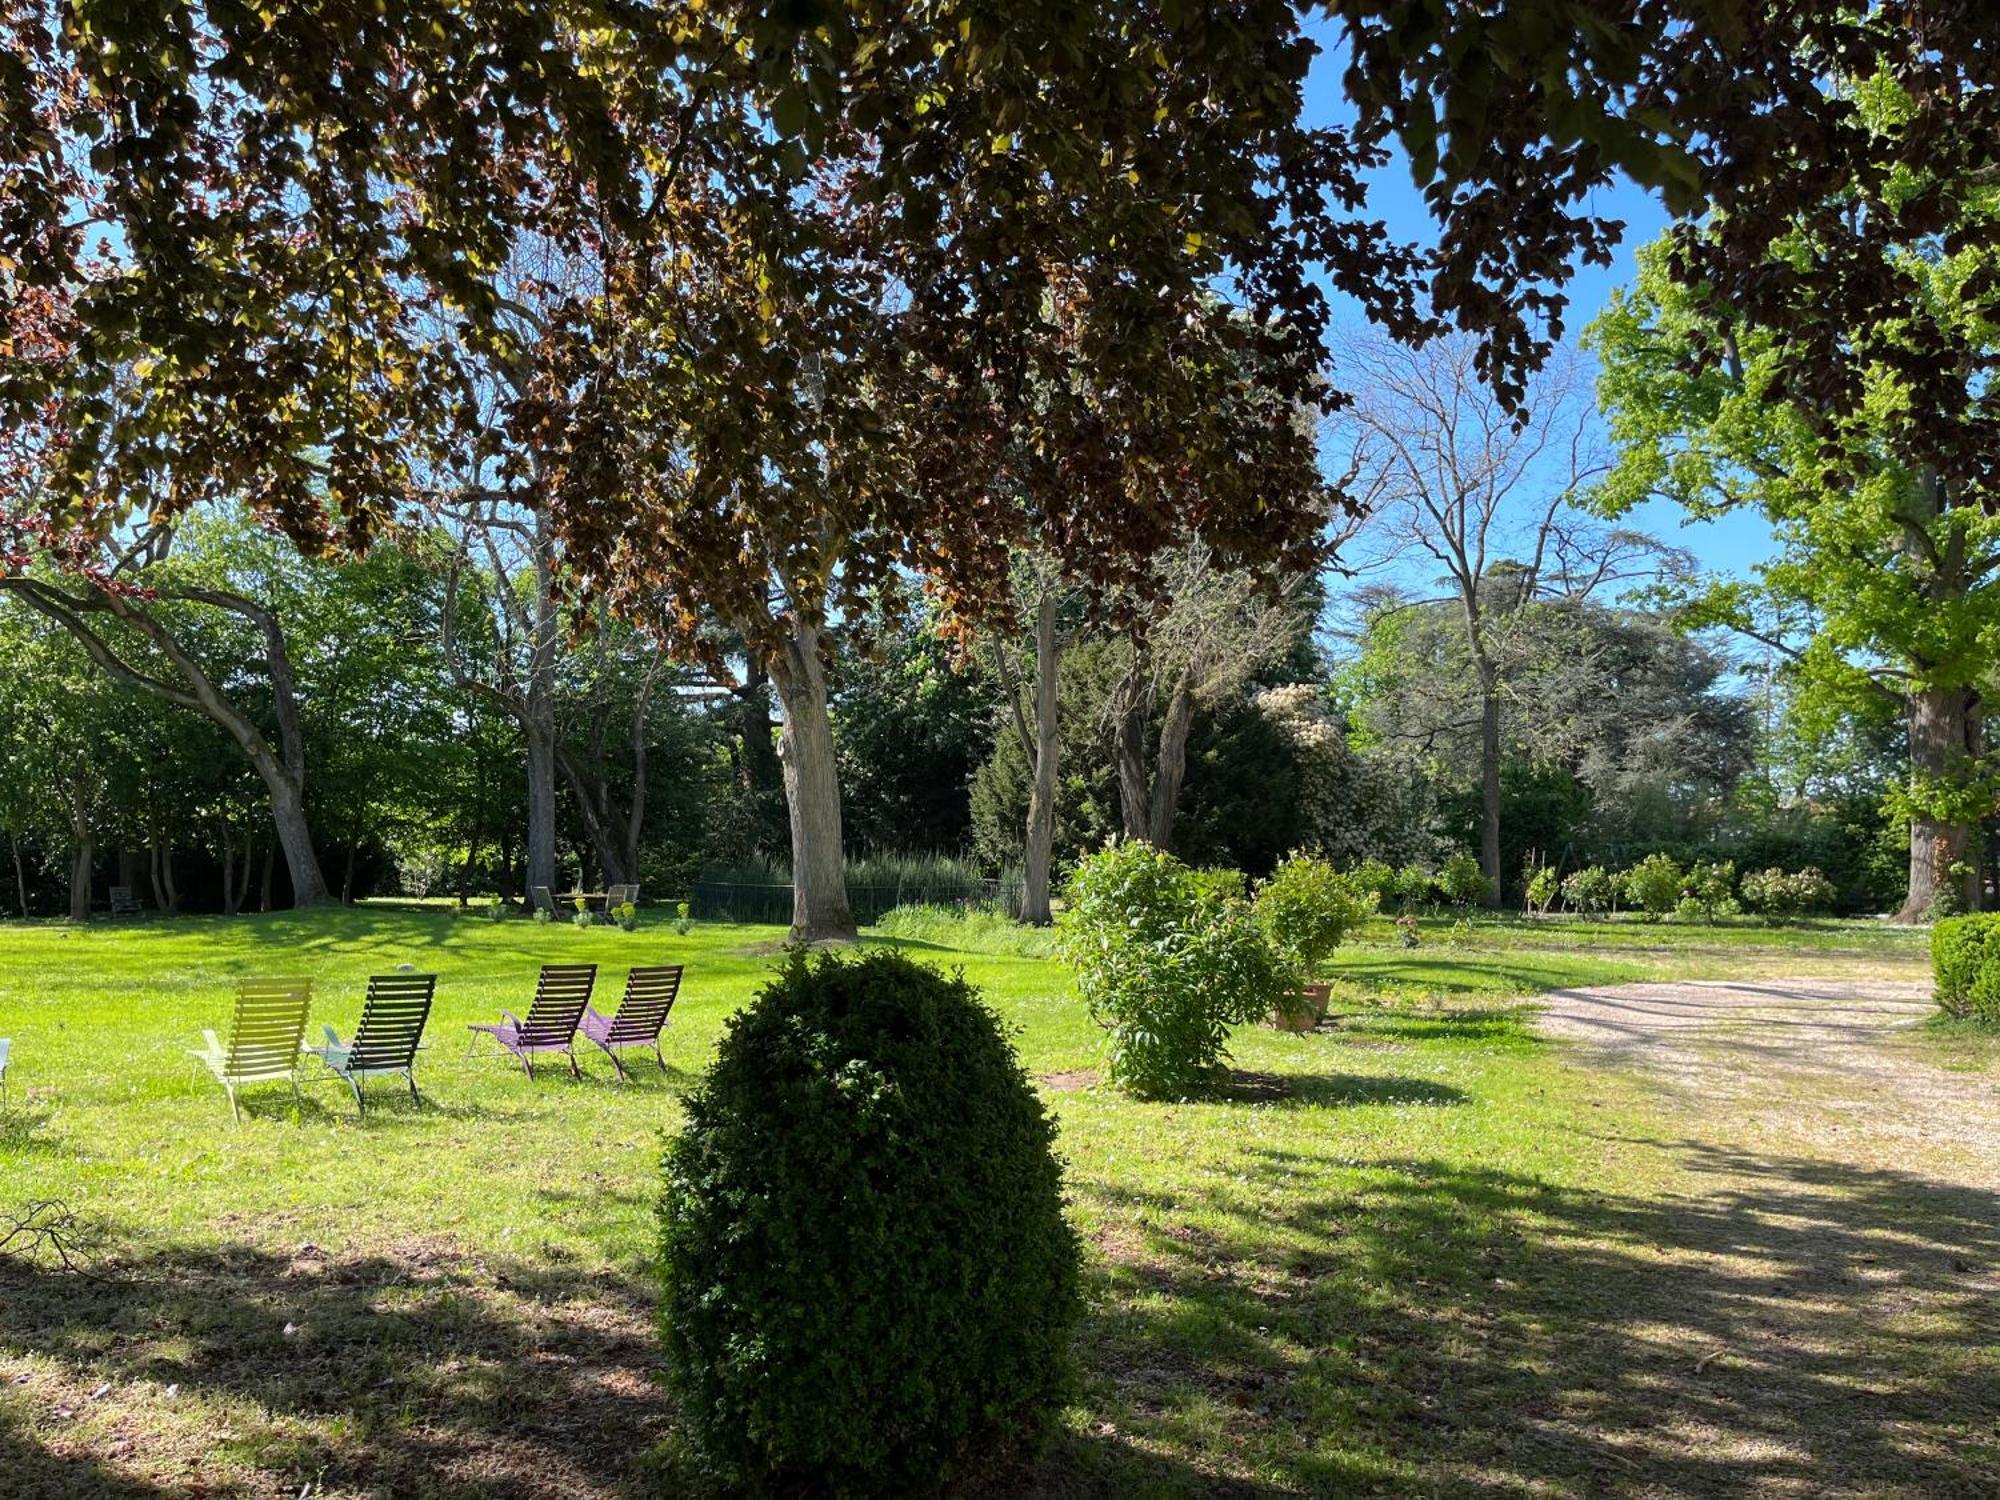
1038;1068;1100;1093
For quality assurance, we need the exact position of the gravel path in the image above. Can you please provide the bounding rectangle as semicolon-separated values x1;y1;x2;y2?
1517;978;2000;1494
1536;978;2000;1184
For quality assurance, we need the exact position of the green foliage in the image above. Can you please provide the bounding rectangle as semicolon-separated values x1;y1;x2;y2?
1523;862;1558;915
1253;852;1374;982
672;900;693;936
1349;858;1399;908
1931;915;2000;1025
1436;852;1490;909
1189;867;1249;903
658;949;1080;1490
1676;860;1739;922
1739;866;1838;919
1057;840;1286;1097
1620;853;1686;919
1560;866;1616;914
1394;864;1435;911
613;901;638;931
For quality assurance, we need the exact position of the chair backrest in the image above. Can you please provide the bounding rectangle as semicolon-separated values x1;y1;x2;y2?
224;978;312;1077
519;964;595;1045
606;883;632;908
607;965;683;1044
109;885;140;913
349;973;437;1071
530;885;553;913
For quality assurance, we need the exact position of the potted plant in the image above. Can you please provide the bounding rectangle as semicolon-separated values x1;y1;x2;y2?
1253;852;1373;1030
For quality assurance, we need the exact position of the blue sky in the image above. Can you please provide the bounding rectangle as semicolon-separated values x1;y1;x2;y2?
1298;18;1778;585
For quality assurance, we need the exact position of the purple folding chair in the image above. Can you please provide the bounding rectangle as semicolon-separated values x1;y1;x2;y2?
468;964;595;1078
579;965;684;1082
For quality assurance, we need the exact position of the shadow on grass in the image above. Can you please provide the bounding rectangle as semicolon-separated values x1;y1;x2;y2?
1330;1005;1542;1046
0;1239;667;1498
1025;1143;2000;1496
1217;1071;1469;1110
0;1107;72;1158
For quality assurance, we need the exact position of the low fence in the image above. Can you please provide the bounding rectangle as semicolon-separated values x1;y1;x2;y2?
688;877;1025;926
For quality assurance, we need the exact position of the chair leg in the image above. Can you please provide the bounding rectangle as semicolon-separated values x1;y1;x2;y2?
653;1042;667;1073
608;1048;628;1085
519;1051;535;1080
406;1070;421;1105
567;1046;581;1080
226;1084;240;1126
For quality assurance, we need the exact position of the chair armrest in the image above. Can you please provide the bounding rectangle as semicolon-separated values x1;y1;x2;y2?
322;1023;343;1048
201;1028;222;1055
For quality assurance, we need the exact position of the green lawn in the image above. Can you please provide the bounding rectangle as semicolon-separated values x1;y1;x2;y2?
1;905;1980;1497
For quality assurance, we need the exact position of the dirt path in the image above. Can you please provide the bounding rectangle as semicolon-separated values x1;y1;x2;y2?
1539;978;2000;1184
1518;979;2000;1495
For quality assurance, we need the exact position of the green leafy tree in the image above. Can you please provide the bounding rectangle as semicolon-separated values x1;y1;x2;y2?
1593;132;2000;919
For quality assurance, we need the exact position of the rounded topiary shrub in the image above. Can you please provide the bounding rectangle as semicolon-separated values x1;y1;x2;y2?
1932;913;2000;1023
659;948;1081;1491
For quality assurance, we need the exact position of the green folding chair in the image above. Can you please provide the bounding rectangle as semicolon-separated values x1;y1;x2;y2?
307;973;436;1114
191;978;313;1123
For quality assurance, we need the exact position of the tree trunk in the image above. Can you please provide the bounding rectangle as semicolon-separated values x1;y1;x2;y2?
341;844;357;904
1113;642;1152;840
232;836;255;914
147;843;168;913
1148;669;1197;850
263;768;329;906
1896;685;1982;921
221;832;238;915
259;840;275;912
69;836;94;922
10;830;28;917
1479;685;1504;906
1021;594;1061;926
523;712;559;900
555;750;632;889
160;844;179;913
770;622;856;944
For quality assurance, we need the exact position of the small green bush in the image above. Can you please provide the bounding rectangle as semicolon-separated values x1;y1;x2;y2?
1348;857;1398;908
1254;851;1374;983
1931;914;2000;1023
1523;863;1558;915
1058;839;1285;1097
1621;853;1685;918
1436;852;1491;909
659;949;1080;1490
1676;860;1739;921
1391;863;1434;911
1739;866;1838;918
1188;866;1248;903
1560;865;1615;914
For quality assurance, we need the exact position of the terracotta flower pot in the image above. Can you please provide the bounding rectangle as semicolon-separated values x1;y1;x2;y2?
1269;982;1332;1032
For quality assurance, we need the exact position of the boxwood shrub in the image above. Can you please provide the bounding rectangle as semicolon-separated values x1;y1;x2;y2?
659;949;1081;1491
1932;913;2000;1023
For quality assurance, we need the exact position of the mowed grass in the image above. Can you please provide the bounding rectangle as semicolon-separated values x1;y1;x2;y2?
1;904;1982;1497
